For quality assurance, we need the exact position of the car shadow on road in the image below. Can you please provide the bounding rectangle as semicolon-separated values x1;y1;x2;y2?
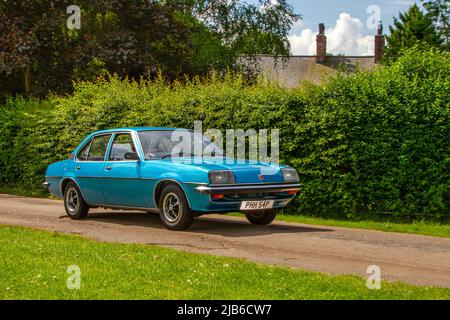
77;210;334;237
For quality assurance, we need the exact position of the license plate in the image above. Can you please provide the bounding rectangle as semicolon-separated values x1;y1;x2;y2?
240;200;274;210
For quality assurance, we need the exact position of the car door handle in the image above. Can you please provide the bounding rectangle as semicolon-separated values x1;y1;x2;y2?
75;166;81;170
105;166;112;171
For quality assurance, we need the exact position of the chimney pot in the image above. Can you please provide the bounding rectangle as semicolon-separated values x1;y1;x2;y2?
318;23;325;35
377;21;383;35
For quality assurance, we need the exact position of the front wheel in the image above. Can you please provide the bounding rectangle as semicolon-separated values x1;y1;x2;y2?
245;209;277;225
158;185;194;230
64;182;89;219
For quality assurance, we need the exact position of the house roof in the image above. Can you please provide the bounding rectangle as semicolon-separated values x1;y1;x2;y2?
255;55;378;87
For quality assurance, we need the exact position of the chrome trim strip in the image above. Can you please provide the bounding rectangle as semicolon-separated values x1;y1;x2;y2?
42;181;50;188
209;181;299;187
77;176;156;180
183;182;208;185
195;183;302;194
77;176;104;179
88;203;159;212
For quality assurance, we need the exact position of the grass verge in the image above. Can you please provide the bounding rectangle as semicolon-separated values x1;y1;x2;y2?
271;214;450;238
0;185;48;198
0;225;449;300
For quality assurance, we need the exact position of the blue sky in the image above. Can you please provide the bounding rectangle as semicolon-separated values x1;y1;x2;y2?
289;0;418;36
283;0;420;55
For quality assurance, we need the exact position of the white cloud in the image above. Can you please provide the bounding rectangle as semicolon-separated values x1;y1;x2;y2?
288;28;316;55
288;13;374;56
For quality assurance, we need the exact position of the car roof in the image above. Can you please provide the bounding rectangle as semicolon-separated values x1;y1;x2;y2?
72;127;189;155
91;127;181;134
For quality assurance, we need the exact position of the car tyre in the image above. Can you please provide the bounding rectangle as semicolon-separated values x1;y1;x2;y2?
158;184;194;230
245;209;277;225
64;182;89;219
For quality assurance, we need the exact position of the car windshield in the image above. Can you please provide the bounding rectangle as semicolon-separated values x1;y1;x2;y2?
138;130;223;160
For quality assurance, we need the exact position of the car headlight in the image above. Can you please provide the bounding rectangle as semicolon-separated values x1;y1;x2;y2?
209;170;236;185
282;168;299;182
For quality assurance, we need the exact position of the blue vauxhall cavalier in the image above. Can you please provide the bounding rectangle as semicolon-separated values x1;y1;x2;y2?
43;128;301;230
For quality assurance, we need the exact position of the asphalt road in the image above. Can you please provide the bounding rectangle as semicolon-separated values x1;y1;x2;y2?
1;193;449;287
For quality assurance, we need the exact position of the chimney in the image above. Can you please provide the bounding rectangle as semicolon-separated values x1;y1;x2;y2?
374;21;385;63
316;23;326;64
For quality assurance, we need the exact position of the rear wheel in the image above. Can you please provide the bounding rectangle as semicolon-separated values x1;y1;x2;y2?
64;182;89;219
245;209;277;225
158;185;194;230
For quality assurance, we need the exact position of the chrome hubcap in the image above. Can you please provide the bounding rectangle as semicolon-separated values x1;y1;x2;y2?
66;188;79;214
163;192;181;223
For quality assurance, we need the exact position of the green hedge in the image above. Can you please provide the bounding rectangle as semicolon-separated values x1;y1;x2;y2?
1;48;449;219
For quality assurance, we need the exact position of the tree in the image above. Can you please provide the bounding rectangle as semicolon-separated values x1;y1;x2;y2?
0;0;68;96
0;1;210;96
69;0;204;80
0;0;299;98
188;0;300;68
422;0;449;48
385;4;443;61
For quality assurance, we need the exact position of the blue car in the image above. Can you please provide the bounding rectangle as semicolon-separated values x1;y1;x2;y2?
44;128;301;230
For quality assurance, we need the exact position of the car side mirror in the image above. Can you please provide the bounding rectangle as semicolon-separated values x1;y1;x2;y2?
124;152;140;161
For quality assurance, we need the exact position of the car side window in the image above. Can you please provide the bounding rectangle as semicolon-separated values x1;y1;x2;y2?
87;135;111;161
109;133;137;161
77;140;91;161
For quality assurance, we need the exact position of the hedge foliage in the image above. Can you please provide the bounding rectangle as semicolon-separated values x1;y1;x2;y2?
1;48;449;219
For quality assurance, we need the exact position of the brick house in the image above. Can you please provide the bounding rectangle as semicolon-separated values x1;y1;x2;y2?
253;23;385;87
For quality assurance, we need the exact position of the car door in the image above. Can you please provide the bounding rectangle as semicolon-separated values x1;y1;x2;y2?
74;134;112;204
102;132;145;207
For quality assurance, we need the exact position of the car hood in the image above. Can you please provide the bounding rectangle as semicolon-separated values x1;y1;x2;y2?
160;157;287;184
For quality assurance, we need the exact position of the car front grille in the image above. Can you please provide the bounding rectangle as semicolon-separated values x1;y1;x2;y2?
212;192;292;202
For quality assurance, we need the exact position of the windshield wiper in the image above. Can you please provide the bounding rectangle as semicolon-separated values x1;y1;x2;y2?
160;153;195;159
160;153;223;159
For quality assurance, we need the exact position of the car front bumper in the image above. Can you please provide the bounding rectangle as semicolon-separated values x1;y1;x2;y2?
185;182;301;213
194;183;302;194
